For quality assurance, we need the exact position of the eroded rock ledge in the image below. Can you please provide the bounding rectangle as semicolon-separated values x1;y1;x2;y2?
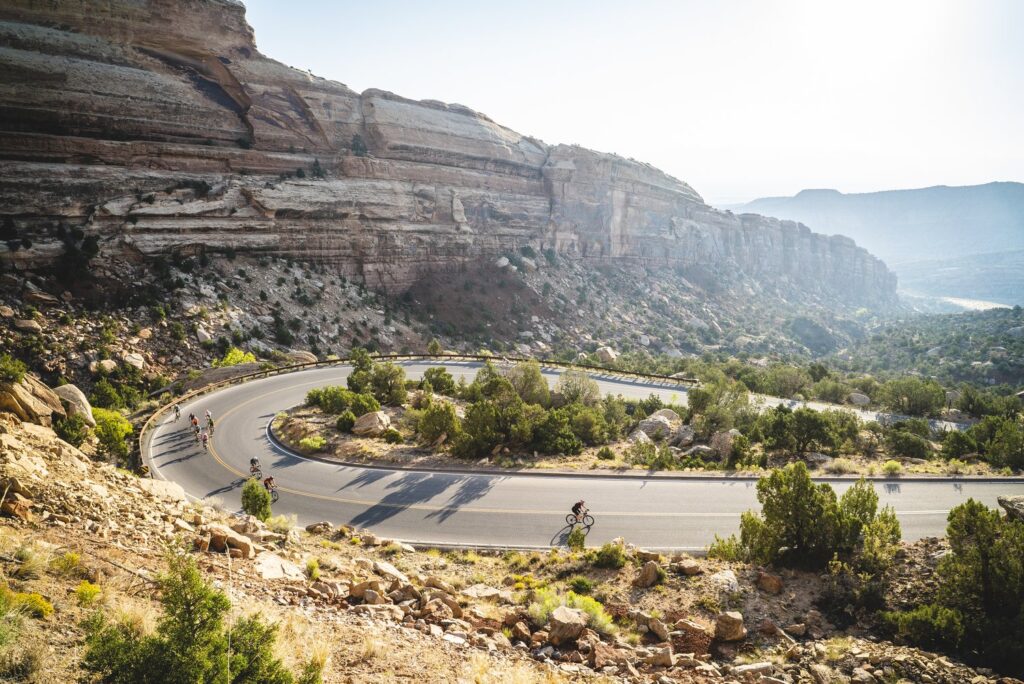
0;0;896;307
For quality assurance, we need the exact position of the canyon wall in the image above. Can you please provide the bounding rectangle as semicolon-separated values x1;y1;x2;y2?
0;0;897;306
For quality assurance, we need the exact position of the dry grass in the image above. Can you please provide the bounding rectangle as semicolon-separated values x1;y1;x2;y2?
360;636;385;660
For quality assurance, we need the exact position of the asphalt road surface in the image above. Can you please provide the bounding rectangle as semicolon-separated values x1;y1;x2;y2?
144;361;1024;550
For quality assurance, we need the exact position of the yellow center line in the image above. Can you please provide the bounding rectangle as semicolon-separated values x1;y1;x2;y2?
161;369;962;519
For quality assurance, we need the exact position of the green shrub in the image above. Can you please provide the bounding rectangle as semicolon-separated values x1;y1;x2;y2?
370;363;407;405
0;354;26;384
883;604;964;651
336;411;356;433
566;592;616;636
421;367;455;394
92;408;133;463
426;339;443;355
568;576;593;594
241;478;272;521
629;442;675;470
54;414;89;447
350;393;380;416
299;435;326;452
75;580;102;606
722;463;900;569
596;446;615;460
49;551;82;577
90;378;123;409
382;429;403;444
212;346;256;368
886;429;932;459
526;587;561;627
943;430;977;458
882;460;902;476
0;587;53;619
567;527;586;551
707;534;745;561
82;549;319;683
592;542;627;569
305;558;320;582
418;401;460;444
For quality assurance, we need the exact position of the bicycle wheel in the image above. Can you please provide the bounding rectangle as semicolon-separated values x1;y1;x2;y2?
251;469;262;480
565;514;577;526
582;514;595;527
270;490;280;504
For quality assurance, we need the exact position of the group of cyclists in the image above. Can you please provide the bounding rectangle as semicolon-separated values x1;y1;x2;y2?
172;404;277;499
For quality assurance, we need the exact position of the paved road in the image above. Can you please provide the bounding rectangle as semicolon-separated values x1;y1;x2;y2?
144;362;1024;550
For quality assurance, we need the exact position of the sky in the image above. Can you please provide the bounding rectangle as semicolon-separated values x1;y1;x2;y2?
243;0;1024;205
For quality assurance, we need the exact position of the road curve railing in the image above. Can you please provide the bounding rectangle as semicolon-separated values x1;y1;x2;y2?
138;353;699;470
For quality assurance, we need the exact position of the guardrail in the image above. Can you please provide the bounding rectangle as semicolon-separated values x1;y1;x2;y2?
137;353;699;471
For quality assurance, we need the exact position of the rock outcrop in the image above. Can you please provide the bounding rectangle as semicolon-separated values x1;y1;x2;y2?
0;0;897;308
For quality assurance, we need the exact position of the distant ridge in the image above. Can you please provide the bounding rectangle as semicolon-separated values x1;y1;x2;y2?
734;182;1024;265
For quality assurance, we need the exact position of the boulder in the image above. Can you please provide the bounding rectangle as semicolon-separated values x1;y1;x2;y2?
715;611;746;641
595;346;618;363
205;523;256;558
733;662;773;677
305;521;333;534
998;495;1024;523
547;605;588;645
372;559;409;584
684;445;717;459
254;552;305;580
645;645;675;667
635;415;675;440
137;478;187;502
1;491;32;521
633;560;663;588
352;411;391;437
756;570;784;595
511;621;531;643
0;375;65;426
122;352;146;370
671;424;696;447
196;326;213;343
649;408;681;423
847;392;870;406
648;617;670;642
89;359;118;375
53;384;96;427
709;569;739;593
627;429;653;445
13;319;42;333
675;557;703;576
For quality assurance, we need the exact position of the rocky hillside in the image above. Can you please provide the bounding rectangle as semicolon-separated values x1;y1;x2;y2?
0;0;895;310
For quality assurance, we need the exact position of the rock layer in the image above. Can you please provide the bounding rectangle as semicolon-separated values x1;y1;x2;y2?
0;0;896;306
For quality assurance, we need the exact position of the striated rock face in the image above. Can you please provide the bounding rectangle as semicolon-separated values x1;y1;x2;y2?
0;0;897;306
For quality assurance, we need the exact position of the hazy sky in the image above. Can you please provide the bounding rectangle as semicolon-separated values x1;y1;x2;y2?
243;1;1023;205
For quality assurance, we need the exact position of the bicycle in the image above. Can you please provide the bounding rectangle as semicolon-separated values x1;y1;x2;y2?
566;509;594;527
267;485;279;504
250;465;262;479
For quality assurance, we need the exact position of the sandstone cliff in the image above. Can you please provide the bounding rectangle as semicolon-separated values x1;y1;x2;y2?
0;0;897;307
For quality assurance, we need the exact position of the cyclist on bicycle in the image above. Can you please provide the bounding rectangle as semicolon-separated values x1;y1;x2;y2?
250;457;261;471
572;500;586;519
263;475;276;492
200;430;209;450
193;423;200;443
173;405;181;421
207;415;215;435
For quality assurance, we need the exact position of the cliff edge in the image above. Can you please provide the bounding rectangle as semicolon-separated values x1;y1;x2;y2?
0;0;897;308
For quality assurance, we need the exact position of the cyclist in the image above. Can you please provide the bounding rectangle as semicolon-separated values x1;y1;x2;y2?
200;430;209;450
173;405;181;421
206;415;215;435
571;499;586;520
249;457;261;476
205;409;213;422
193;424;200;443
263;475;276;493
